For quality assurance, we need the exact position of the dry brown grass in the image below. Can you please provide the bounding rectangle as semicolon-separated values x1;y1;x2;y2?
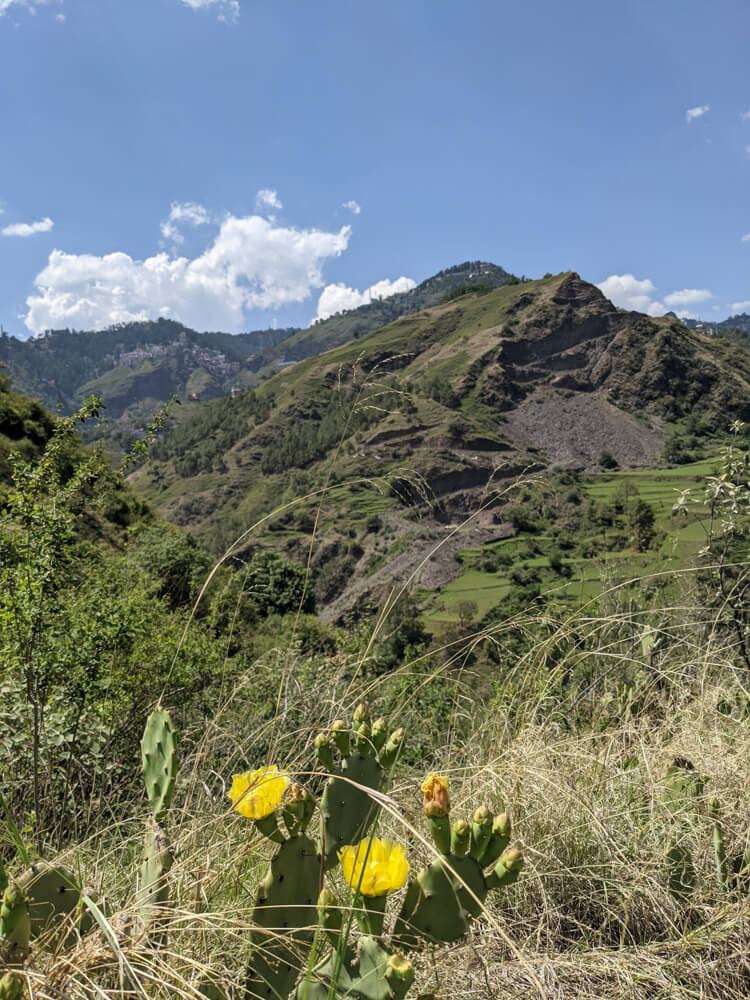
15;595;747;1000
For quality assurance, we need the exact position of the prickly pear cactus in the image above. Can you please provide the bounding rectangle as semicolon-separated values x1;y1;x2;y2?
316;706;404;870
296;935;414;1000
141;706;178;822
709;797;750;898
15;861;90;943
138;707;178;938
393;776;524;949
0;972;24;1000
661;760;704;904
137;815;173;928
0;882;30;968
666;839;695;903
245;785;322;1000
662;759;706;816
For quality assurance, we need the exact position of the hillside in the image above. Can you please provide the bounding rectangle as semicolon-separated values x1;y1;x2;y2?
131;270;750;617
250;260;519;368
0;319;291;423
0;262;517;447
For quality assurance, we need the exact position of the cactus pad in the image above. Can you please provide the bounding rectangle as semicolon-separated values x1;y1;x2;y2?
295;937;413;1000
318;710;404;870
394;797;525;949
0;972;24;1000
245;834;321;1000
137;816;173;932
141;707;178;822
0;883;30;967
16;862;90;942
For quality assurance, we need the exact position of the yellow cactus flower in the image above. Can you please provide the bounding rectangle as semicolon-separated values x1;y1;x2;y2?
338;838;410;897
228;766;290;820
421;773;450;817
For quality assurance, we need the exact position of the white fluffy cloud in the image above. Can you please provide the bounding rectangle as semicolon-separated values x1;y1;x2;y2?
598;274;719;318
731;301;750;313
742;233;750;243
597;274;665;316
255;189;283;214
25;213;351;334
316;276;416;321
0;0;61;13
685;105;710;123
741;110;750;121
160;201;211;244
181;0;239;21
342;200;361;215
663;288;712;307
2;217;54;238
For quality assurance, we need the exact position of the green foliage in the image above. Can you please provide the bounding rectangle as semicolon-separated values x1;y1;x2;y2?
627;498;656;552
440;283;494;304
673;422;750;670
372;593;430;674
128;521;210;608
245;550;315;617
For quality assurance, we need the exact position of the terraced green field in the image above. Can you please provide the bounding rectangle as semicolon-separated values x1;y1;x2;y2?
425;458;717;623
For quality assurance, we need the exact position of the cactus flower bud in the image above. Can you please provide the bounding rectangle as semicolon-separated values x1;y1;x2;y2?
421;773;450;817
379;728;404;770
353;703;370;726
314;732;334;771
486;846;524;889
371;717;388;752
355;721;372;755
481;810;511;865
470;805;493;860
317;887;341;934
331;719;350;757
283;782;315;836
451;819;471;858
386;953;415;998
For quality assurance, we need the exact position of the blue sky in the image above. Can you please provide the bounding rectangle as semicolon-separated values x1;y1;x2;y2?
1;0;748;338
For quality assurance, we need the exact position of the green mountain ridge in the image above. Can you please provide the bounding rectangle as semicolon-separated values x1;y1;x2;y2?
130;269;750;618
0;262;517;442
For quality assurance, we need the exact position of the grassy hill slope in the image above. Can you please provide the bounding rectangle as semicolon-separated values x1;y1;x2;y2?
130;270;750;617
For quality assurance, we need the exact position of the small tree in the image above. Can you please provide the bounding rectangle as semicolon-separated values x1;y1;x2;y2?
628;499;656;552
0;397;107;846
